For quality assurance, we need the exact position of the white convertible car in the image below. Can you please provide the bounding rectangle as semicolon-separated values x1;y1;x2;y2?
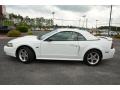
4;28;115;66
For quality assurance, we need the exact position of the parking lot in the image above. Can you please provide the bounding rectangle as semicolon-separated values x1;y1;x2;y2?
0;31;120;85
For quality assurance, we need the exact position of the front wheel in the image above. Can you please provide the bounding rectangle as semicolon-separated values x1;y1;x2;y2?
17;47;35;63
84;50;102;66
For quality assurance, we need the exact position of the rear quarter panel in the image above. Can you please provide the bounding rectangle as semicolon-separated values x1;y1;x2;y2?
78;39;111;60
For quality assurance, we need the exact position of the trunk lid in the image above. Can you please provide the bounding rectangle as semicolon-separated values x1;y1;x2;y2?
97;36;112;41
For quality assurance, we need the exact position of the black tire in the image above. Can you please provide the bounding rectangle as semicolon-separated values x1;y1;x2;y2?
84;49;102;66
17;47;35;63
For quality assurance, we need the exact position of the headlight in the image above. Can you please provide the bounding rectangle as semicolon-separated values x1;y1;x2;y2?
6;43;13;47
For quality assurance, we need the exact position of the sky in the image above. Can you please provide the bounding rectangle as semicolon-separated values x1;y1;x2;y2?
5;5;120;28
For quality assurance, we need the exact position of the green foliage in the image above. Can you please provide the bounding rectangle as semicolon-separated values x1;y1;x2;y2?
16;26;28;33
7;13;54;30
9;13;23;20
16;21;30;32
7;30;21;37
18;22;28;27
2;20;14;26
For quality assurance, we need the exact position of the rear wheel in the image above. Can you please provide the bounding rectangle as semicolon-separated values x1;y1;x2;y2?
84;50;102;66
17;47;35;63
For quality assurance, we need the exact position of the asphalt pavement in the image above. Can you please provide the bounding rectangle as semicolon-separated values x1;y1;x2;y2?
0;31;120;85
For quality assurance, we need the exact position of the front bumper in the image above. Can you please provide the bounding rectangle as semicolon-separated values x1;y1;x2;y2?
4;46;16;57
103;48;115;59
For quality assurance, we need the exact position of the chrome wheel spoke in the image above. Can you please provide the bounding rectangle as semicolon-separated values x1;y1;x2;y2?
87;57;92;60
19;49;28;62
92;53;98;59
87;52;100;65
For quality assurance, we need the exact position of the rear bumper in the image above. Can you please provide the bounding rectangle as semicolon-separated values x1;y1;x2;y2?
4;46;16;57
103;48;115;59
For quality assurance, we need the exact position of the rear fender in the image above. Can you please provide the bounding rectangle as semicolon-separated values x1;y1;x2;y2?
80;46;103;60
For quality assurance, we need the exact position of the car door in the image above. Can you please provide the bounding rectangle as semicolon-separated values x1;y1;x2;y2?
40;31;80;59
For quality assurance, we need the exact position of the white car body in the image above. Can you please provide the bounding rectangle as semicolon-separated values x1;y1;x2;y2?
4;28;115;62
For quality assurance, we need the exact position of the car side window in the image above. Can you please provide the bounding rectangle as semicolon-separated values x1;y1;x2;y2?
45;31;86;41
76;32;86;41
45;31;73;41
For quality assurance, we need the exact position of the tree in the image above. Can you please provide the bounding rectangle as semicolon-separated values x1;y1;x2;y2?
6;13;54;30
3;20;14;26
98;26;120;31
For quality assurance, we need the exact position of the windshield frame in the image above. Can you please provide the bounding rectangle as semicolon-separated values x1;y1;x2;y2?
37;30;58;40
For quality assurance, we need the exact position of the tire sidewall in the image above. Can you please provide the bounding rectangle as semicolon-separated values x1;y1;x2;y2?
17;47;35;63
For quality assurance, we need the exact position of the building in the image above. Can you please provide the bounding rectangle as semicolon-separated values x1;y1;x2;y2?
0;5;6;19
0;5;3;18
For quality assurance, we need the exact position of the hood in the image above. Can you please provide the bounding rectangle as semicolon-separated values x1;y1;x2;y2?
9;35;38;43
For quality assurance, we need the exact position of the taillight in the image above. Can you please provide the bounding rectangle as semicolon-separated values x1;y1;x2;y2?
111;43;114;49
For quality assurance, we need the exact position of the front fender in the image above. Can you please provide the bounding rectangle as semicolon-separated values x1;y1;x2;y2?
15;42;40;58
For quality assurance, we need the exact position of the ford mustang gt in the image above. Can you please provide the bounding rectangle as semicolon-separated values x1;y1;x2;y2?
4;28;115;66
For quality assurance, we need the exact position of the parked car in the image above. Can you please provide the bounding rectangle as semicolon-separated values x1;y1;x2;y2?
0;26;15;33
0;26;10;33
4;28;115;66
109;31;118;36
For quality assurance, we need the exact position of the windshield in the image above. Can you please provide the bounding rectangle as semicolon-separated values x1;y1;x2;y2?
37;30;57;40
